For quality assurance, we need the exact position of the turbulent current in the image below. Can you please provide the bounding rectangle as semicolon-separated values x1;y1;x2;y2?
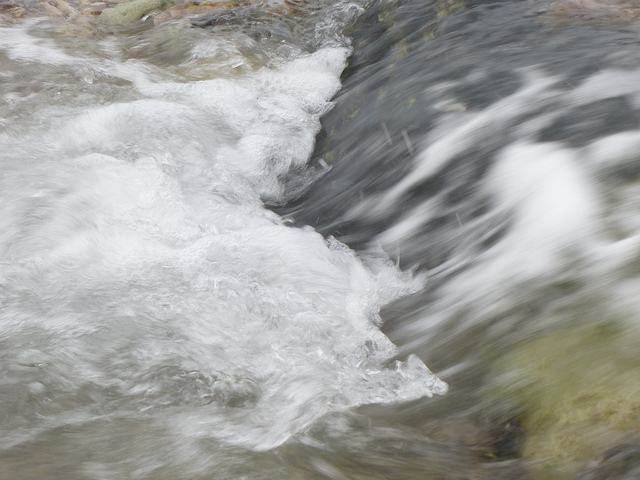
2;0;640;478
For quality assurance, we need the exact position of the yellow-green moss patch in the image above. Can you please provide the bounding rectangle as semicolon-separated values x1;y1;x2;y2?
99;0;181;26
492;322;640;479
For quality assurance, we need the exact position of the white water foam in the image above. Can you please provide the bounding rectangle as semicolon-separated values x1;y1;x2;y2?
367;67;640;354
0;23;446;456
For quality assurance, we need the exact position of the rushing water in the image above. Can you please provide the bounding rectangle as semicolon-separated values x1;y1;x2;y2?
2;0;640;478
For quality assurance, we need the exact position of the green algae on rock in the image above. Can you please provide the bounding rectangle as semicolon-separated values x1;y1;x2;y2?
99;0;182;26
491;322;640;479
153;1;240;26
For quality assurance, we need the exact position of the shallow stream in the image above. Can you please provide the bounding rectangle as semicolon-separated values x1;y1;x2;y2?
2;0;640;478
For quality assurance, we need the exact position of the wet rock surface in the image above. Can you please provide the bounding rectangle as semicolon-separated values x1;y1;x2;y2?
538;0;640;28
421;416;525;461
153;0;240;25
488;323;640;479
0;0;322;39
98;0;182;25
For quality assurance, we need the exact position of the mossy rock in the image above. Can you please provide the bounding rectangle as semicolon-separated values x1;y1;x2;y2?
490;322;640;479
153;1;239;26
433;0;465;19
99;0;182;26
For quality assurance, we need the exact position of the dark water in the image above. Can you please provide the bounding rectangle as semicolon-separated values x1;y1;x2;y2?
2;0;640;478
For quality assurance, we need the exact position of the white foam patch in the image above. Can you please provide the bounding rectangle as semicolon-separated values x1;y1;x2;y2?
571;68;640;105
374;70;558;213
370;69;638;350
485;142;600;275
0;21;77;64
0;30;446;454
585;130;640;172
423;141;602;327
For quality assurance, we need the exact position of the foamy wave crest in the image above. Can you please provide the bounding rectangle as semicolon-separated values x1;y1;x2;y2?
0;33;446;454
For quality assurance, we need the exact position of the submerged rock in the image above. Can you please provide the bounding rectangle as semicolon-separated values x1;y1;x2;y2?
0;0;85;21
283;409;534;480
576;441;640;480
537;0;640;27
79;2;108;16
422;416;524;461
491;322;640;479
0;0;29;19
0;0;104;34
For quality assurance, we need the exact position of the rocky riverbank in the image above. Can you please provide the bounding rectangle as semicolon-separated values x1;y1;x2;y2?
0;0;317;37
